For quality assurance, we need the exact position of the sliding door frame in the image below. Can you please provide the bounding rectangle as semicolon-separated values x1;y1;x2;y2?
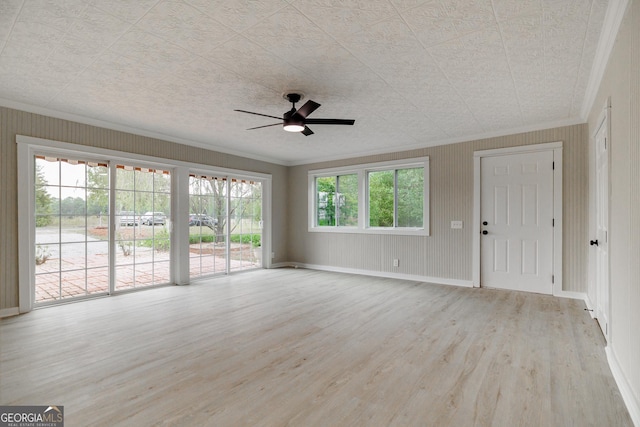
17;135;272;313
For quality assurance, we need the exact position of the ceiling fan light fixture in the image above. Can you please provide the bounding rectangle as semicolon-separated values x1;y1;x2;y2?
283;123;305;132
283;109;305;132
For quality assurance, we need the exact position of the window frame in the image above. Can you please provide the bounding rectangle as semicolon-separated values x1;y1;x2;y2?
17;135;272;313
308;157;429;236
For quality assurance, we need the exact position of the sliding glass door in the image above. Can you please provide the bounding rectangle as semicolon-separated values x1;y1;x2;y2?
24;140;269;307
188;175;263;279
188;174;228;278
229;179;262;272
34;155;109;303
114;165;171;290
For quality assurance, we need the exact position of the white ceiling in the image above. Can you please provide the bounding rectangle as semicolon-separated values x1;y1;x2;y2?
0;0;610;165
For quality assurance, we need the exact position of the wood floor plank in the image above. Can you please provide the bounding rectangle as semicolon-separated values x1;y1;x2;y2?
0;268;632;426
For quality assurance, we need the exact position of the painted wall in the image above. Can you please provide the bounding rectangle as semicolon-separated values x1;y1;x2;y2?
588;0;640;420
288;124;588;293
0;107;289;310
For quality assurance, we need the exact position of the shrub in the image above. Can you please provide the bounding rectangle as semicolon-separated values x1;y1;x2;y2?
189;235;215;244
229;234;261;247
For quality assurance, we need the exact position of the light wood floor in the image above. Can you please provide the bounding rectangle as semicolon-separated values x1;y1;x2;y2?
0;268;632;426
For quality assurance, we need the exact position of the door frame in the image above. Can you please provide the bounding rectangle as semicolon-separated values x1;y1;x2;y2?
17;135;273;313
472;142;563;294
588;97;611;339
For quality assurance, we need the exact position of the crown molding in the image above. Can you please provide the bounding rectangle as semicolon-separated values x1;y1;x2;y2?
0;98;289;166
580;0;630;120
287;117;584;167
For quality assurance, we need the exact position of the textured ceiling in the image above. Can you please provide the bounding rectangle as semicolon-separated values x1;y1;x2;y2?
0;0;610;165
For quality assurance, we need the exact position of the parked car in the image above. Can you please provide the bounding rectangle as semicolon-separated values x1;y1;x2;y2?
141;211;166;225
119;211;139;226
189;214;217;227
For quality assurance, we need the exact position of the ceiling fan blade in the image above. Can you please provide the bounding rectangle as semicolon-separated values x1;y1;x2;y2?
246;123;281;130
234;109;282;120
304;118;355;125
295;100;321;118
301;126;314;136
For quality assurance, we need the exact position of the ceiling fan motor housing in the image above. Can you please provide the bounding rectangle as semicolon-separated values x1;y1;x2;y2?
283;109;304;132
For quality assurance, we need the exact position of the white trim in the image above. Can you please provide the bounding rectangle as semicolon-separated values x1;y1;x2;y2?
552;290;587;301
580;0;630;120
268;261;292;269
1;99;288;166
472;141;563;158
16;135;273;311
289;117;583;166
473;142;563;294
1;98;584;167
583;293;597;318
286;263;474;288
16;135;272;182
0;307;20;318
173;166;190;285
17;142;35;313
588;97;612;325
606;346;640;427
261;178;273;269
308;157;430;236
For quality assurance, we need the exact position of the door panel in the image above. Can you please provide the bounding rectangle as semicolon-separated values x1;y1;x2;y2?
481;151;554;294
594;119;610;340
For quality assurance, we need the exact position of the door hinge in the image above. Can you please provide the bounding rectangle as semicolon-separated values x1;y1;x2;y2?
552;161;555;170
552;218;555;227
552;275;555;284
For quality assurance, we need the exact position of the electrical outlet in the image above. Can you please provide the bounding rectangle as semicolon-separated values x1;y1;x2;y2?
451;220;463;229
271;252;275;259
393;259;399;267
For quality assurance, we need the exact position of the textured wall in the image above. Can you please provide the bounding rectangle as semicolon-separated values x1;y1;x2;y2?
289;124;588;292
588;0;640;416
0;107;288;310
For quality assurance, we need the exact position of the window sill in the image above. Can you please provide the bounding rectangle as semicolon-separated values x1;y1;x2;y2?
308;226;429;236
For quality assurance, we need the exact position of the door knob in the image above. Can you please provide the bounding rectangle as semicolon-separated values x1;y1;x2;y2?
590;240;599;246
482;230;488;235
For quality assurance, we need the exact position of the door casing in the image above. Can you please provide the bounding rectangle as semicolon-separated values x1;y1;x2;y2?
590;98;611;341
473;142;563;295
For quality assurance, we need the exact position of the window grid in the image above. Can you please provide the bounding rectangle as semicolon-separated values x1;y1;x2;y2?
309;158;429;235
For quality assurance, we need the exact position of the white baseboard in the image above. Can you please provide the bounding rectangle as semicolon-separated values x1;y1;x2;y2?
582;294;597;318
554;289;588;301
285;262;474;288
268;262;292;269
0;307;20;319
606;346;640;426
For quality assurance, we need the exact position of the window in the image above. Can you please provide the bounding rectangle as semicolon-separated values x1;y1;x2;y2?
18;135;271;311
368;167;424;228
315;174;358;227
309;157;429;235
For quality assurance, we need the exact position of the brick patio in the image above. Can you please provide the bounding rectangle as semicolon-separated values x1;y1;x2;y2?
35;244;259;304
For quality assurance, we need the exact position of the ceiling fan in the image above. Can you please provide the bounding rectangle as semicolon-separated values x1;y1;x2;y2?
234;93;355;136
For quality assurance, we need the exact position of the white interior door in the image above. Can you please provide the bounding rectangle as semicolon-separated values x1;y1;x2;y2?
480;151;554;294
593;119;610;340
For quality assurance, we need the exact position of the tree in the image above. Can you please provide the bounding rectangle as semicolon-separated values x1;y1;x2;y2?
35;163;53;227
87;165;109;215
368;170;394;227
60;197;86;216
316;177;336;226
190;177;261;243
397;168;423;227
